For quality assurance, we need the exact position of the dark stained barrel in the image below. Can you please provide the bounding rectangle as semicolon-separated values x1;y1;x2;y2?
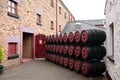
55;55;59;64
74;60;81;73
81;46;106;60
52;54;55;63
55;45;59;53
63;57;69;68
59;45;63;55
68;58;74;70
68;45;74;57
74;31;81;43
51;35;55;43
68;32;74;43
63;45;68;56
63;33;68;43
59;56;64;66
74;46;81;58
81;61;106;76
59;33;63;43
81;29;106;44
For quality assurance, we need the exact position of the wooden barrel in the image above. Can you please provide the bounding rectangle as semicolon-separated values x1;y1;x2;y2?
81;46;106;60
55;55;59;64
55;45;59;53
68;45;74;57
63;57;69;68
59;56;64;66
52;45;55;53
81;29;106;44
74;31;81;43
59;45;63;55
63;45;68;56
74;46;81;58
52;54;55;63
51;35;55;43
63;33;68;43
68;32;74;43
74;60;81;73
81;61;106;76
68;58;74;70
49;35;52;43
59;33;63;43
49;45;52;52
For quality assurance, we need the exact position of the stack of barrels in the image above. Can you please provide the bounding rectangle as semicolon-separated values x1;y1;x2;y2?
46;29;106;77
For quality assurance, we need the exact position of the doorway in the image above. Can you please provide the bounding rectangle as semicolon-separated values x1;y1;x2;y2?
23;32;34;62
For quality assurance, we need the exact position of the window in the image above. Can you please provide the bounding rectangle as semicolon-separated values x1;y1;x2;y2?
69;15;71;22
107;23;114;62
8;0;19;18
59;25;61;32
50;0;54;7
50;21;54;30
8;43;17;56
36;14;42;26
59;6;61;14
64;12;66;19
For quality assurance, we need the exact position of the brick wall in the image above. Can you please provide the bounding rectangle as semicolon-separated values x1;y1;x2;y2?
105;0;120;79
0;0;75;68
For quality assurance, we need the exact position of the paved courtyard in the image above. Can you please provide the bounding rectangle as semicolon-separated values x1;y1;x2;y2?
0;60;103;80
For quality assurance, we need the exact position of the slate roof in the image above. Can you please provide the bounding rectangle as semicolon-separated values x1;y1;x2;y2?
61;21;104;35
76;19;104;26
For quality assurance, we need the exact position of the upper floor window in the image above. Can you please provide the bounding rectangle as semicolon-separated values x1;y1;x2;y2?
50;0;54;7
36;14;42;26
50;21;54;30
64;12;66;19
59;6;61;14
8;0;19;18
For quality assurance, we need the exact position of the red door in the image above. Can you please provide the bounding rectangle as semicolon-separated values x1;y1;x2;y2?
35;34;46;58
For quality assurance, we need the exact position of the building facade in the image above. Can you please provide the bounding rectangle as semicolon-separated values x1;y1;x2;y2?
0;0;74;68
105;0;120;79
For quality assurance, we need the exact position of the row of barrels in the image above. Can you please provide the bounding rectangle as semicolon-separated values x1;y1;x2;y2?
45;29;106;77
46;29;106;44
46;45;106;60
46;53;106;76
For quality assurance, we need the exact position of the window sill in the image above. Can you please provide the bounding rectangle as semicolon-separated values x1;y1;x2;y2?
50;5;54;7
50;28;54;30
36;23;42;26
8;12;19;19
107;55;114;63
8;54;19;60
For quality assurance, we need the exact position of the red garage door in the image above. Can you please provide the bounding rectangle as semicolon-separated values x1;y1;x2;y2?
35;34;46;58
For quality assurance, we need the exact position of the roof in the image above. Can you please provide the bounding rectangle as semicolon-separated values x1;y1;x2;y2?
61;21;104;34
60;0;75;19
75;19;104;26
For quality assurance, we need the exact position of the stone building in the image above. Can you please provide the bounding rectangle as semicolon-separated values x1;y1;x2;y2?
105;0;120;79
0;0;74;68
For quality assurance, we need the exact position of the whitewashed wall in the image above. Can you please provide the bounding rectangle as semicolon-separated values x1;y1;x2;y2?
105;0;120;80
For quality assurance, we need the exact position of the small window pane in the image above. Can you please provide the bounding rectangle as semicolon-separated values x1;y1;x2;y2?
12;9;15;14
8;7;11;12
12;2;15;8
8;1;11;6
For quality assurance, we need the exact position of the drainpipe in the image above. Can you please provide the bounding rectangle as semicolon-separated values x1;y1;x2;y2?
56;0;58;35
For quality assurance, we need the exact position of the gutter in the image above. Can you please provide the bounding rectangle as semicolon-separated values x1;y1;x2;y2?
56;0;58;35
